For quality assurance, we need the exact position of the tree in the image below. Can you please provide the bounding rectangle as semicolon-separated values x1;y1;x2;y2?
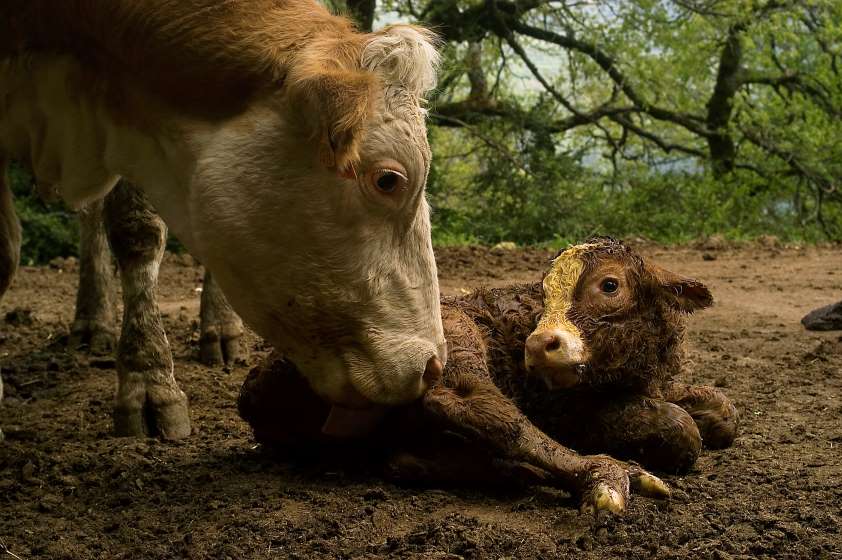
381;0;841;237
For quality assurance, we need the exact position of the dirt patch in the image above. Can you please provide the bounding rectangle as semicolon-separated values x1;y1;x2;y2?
1;246;841;559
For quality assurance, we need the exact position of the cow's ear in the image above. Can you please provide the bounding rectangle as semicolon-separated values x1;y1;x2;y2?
647;262;713;313
287;58;377;174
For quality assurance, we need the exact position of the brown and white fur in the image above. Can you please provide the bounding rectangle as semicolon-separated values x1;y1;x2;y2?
0;0;447;438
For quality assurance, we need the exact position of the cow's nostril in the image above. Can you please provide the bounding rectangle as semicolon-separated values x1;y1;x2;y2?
545;336;561;352
423;355;444;385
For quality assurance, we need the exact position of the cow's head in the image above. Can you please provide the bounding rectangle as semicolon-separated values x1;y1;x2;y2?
189;25;445;410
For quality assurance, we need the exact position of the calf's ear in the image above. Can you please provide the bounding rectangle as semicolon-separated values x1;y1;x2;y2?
647;262;713;313
287;56;377;174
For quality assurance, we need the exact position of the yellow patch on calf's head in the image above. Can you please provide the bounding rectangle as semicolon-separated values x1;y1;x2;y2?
534;243;597;339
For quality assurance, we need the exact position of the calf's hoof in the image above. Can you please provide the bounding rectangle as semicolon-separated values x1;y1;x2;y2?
69;321;116;355
199;329;243;367
113;384;191;439
579;456;670;516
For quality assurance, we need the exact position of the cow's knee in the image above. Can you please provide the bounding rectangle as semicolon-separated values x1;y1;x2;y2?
586;398;701;474
687;393;738;449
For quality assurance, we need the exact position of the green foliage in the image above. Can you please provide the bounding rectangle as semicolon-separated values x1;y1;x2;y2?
8;164;79;265
417;0;842;246
428;125;839;246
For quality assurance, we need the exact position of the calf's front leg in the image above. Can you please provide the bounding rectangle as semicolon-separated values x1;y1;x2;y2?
423;374;670;514
104;181;190;439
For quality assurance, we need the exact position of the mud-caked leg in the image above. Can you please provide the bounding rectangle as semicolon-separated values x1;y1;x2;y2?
70;198;117;354
663;383;738;449
199;269;244;366
423;374;670;514
384;437;554;489
104;181;190;439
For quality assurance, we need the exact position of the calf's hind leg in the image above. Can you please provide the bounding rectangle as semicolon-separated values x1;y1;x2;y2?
542;396;702;474
104;181;190;439
663;383;738;449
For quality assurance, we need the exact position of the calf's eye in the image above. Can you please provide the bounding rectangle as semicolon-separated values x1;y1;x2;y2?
600;278;619;293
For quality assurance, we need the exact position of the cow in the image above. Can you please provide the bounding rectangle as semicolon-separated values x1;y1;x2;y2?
0;0;447;440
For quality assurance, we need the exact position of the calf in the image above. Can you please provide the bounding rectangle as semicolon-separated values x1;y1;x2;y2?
239;239;737;514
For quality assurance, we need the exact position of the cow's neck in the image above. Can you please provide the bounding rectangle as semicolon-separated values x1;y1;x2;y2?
0;54;202;252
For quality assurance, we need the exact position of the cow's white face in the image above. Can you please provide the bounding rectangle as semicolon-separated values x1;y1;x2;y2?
184;27;446;408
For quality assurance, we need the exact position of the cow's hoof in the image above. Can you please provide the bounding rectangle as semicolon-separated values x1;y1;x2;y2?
199;330;243;367
629;468;671;499
113;385;191;439
69;321;117;355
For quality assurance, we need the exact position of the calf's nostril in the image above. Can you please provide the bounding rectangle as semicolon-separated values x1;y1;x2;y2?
545;336;561;352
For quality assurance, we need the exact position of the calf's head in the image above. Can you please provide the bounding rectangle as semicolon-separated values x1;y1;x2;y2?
190;25;446;408
525;238;712;390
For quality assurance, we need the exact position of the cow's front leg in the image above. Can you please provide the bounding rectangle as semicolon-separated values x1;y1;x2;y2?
199;269;244;366
663;383;738;449
104;181;190;439
423;375;670;514
70;198;117;354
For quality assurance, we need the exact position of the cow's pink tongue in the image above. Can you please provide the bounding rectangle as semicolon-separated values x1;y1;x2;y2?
320;405;387;438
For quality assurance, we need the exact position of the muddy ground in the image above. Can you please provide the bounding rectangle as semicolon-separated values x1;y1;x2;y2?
1;244;840;559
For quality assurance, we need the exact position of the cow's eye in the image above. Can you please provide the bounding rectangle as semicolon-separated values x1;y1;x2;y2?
372;169;408;194
600;278;619;293
365;160;409;200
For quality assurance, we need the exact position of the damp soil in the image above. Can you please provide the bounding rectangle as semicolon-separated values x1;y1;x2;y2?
1;244;840;559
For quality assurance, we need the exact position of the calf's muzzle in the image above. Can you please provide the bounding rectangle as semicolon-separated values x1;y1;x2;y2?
524;328;588;389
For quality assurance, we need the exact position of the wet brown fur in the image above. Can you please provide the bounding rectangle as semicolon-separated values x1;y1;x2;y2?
239;239;737;505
